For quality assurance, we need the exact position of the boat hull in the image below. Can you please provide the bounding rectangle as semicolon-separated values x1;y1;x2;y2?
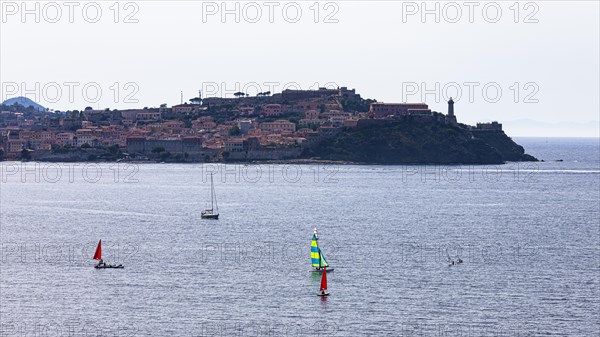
317;291;330;297
95;265;124;269
310;268;334;273
201;214;219;220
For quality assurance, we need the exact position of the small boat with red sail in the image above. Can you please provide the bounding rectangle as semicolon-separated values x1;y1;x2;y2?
93;240;124;269
317;266;330;296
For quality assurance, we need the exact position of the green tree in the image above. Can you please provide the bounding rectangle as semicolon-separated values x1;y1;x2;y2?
160;152;171;161
229;125;241;136
20;149;32;160
108;144;120;154
288;117;300;126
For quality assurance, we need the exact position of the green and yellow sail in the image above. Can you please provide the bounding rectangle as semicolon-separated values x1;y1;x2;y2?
311;234;329;268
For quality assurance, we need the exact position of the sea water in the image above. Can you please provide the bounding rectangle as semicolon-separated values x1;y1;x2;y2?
0;137;598;336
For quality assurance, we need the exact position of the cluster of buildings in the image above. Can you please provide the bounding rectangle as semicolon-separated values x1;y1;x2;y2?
0;87;502;161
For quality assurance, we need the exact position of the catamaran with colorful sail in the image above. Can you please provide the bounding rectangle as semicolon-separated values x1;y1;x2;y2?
93;240;124;269
310;228;334;272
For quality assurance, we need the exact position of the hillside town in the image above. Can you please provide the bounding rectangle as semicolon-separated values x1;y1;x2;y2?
0;87;503;162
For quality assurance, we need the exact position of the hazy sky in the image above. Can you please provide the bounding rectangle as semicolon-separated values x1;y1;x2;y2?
1;1;598;136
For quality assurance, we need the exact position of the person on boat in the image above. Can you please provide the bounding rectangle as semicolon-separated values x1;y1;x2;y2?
97;259;104;267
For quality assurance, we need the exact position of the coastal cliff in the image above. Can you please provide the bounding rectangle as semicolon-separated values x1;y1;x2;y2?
303;121;537;164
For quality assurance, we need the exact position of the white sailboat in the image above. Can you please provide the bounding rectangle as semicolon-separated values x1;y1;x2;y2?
201;173;219;220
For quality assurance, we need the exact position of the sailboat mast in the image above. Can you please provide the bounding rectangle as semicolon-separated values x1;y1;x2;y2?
214;173;218;213
210;173;214;211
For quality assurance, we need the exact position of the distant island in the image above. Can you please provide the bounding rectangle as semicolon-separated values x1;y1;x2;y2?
0;88;537;164
1;96;46;112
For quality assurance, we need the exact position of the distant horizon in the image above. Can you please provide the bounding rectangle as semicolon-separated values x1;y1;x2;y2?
512;135;600;139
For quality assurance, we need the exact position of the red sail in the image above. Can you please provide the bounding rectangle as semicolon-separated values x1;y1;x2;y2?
320;267;328;291
93;240;102;260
